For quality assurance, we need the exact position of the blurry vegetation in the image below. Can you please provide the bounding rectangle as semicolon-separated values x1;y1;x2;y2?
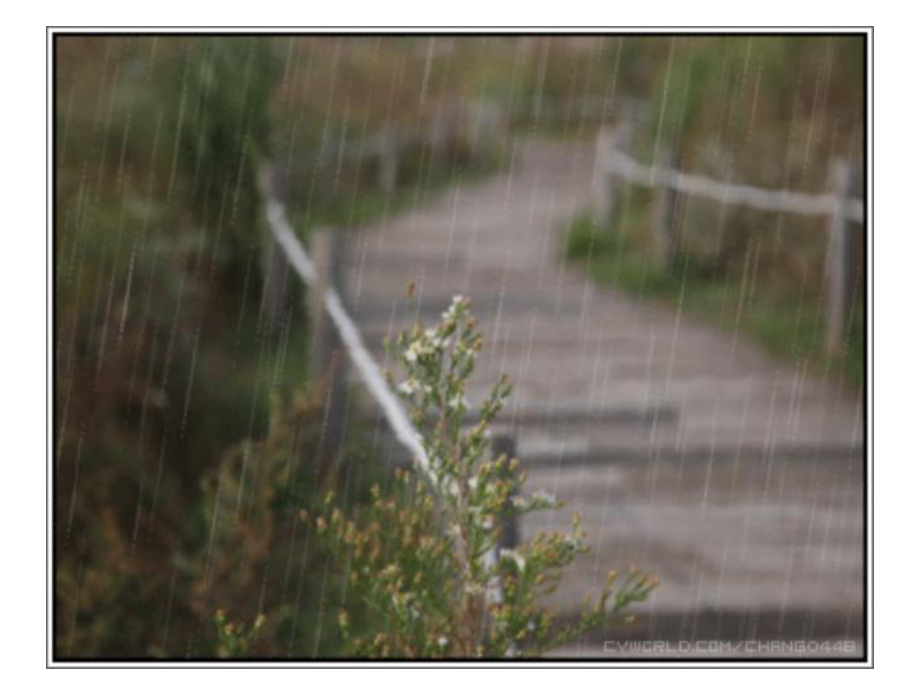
160;37;282;283
182;392;387;657
54;35;510;659
563;35;865;389
213;608;266;658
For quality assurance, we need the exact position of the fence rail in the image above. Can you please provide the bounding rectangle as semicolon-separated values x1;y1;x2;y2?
261;188;429;475
592;124;865;356
599;148;864;223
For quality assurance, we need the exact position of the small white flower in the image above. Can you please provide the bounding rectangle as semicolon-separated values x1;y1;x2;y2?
499;548;526;572
437;636;449;649
513;489;557;512
532;489;556;506
397;379;418;396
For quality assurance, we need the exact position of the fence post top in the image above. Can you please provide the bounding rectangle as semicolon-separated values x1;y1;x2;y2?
491;434;517;456
257;161;287;201
830;158;851;184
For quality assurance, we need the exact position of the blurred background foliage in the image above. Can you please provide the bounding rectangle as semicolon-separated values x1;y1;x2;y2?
54;34;865;658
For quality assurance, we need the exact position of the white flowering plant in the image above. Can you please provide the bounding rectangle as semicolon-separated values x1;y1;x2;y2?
316;296;656;658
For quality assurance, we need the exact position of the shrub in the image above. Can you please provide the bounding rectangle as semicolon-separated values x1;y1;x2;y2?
161;37;282;284
316;296;656;658
214;609;265;658
188;388;388;658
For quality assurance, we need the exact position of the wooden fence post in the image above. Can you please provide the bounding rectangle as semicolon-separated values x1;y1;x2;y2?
308;228;349;470
824;159;859;357
257;162;292;342
651;145;683;272
592;127;617;225
492;434;520;551
592;117;634;228
468;98;507;166
378;131;398;194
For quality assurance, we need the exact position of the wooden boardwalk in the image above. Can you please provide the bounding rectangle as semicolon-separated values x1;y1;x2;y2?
343;137;865;658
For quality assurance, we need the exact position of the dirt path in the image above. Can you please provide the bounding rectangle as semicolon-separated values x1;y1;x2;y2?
344;136;865;658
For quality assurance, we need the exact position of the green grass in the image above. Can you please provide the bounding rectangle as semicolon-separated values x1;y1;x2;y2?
564;212;864;390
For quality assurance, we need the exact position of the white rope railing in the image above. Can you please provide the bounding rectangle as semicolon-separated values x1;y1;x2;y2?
602;148;864;223
264;198;430;476
264;193;507;616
